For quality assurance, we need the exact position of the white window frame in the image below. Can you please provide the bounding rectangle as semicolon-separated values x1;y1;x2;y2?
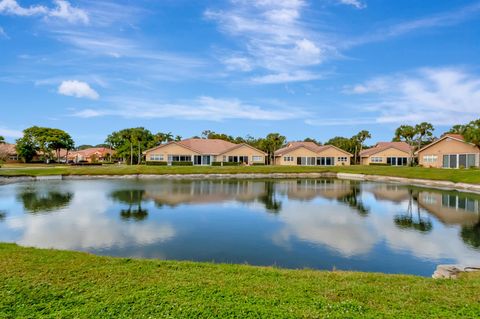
371;157;382;163
252;156;263;162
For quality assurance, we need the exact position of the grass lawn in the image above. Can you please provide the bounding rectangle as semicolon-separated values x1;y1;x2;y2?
0;244;479;318
1;164;480;184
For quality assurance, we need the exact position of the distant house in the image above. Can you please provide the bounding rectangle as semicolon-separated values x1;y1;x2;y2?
144;138;266;165
360;142;412;166
0;143;20;163
274;141;352;166
68;147;115;163
417;134;479;169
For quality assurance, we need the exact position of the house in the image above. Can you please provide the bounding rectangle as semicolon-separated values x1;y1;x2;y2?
273;141;352;166
0;143;20;163
68;147;115;163
359;142;412;166
143;138;266;165
417;134;479;169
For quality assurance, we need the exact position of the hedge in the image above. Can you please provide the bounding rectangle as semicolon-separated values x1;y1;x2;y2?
369;163;389;166
171;161;193;166
145;161;168;166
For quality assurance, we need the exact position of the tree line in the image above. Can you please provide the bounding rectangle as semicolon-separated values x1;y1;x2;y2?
2;118;479;164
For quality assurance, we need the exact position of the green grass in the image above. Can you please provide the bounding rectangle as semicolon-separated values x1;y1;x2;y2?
1;164;480;184
1;244;479;318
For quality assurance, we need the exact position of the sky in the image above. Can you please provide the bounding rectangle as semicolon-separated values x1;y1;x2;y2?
1;0;480;145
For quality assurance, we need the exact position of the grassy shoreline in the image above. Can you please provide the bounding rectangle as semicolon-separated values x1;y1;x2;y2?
1;164;480;184
1;243;479;318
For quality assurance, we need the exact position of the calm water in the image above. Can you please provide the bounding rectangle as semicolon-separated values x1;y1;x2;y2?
1;178;479;276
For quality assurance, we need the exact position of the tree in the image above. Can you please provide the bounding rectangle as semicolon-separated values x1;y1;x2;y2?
325;136;355;155
77;144;94;150
463;119;480;151
303;137;321;145
174;135;182;141
352;130;371;164
15;126;74;163
106;127;154;165
393;125;416;165
153;132;174;146
258;133;286;165
414;122;434;151
0;136;5;144
447;124;466;135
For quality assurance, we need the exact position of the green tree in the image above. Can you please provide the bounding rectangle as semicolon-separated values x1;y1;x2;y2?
0;136;5;144
153;132;174;146
325;136;355;155
463;119;480;151
303;137;321;145
77;144;94;150
259;133;286;165
414;122;435;151
352;130;371;164
447;124;466;135
393;125;416;165
106;127;154;165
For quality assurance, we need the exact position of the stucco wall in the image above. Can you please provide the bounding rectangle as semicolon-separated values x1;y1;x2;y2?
418;138;480;168
220;145;266;163
361;147;411;165
274;146;351;166
145;143;199;161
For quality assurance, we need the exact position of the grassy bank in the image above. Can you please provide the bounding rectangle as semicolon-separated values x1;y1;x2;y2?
0;244;479;318
1;164;480;184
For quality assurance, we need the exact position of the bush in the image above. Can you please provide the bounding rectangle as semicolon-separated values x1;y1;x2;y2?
252;163;266;166
145;161;168;166
369;163;389;166
211;162;241;166
171;161;193;166
211;162;222;166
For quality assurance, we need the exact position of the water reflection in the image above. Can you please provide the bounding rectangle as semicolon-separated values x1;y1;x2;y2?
17;187;73;213
1;178;480;275
110;190;148;221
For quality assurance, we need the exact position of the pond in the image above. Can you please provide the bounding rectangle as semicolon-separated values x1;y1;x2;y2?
1;178;479;276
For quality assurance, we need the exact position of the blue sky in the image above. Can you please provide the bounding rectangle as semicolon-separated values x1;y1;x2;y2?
1;0;480;145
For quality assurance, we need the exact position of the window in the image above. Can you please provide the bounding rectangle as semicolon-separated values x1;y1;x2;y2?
467;154;476;168
423;155;437;163
228;156;249;163
170;155;192;162
252;156;263;162
297;157;315;165
149;154;163;161
337;157;348;162
371;157;382;163
387;157;408;166
317;157;335;166
284;156;294;162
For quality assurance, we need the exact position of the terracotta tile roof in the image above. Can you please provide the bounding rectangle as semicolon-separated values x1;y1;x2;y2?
359;141;411;157
0;143;17;155
68;147;115;158
442;133;464;140
177;138;240;155
275;141;352;156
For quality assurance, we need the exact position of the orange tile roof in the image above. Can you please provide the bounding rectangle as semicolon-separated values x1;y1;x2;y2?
359;141;412;157
0;143;17;155
68;147;115;158
275;141;352;156
177;138;239;155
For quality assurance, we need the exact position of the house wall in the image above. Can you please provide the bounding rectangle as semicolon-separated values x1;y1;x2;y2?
361;147;411;165
418;138;480;168
145;144;199;162
274;146;351;166
220;145;266;164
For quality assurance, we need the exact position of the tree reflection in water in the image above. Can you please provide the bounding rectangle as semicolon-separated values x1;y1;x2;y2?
0;211;6;221
258;181;282;213
461;221;480;249
110;190;148;221
394;190;433;233
17;189;73;213
337;183;369;217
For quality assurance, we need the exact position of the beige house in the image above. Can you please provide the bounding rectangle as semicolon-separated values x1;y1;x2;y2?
0;143;19;163
417;134;479;169
360;142;412;166
68;147;115;163
274;141;352;166
144;138;266;165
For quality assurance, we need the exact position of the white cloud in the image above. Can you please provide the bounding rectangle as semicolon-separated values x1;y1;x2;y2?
252;71;321;84
0;0;88;24
58;80;99;100
71;96;308;121
48;0;89;24
346;67;480;125
0;26;8;39
337;0;366;9
205;0;334;83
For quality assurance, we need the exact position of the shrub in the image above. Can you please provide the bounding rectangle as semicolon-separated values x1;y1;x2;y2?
171;161;193;166
369;163;389;166
145;161;168;166
211;162;222;166
252;163;266;166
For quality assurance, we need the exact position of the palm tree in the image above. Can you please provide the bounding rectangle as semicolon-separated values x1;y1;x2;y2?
393;125;416;165
353;130;371;164
414;122;434;151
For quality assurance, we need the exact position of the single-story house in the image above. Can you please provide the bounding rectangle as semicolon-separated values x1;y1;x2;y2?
273;141;352;166
360;142;412;166
0;143;20;163
144;138;266;165
417;134;479;169
68;147;115;163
